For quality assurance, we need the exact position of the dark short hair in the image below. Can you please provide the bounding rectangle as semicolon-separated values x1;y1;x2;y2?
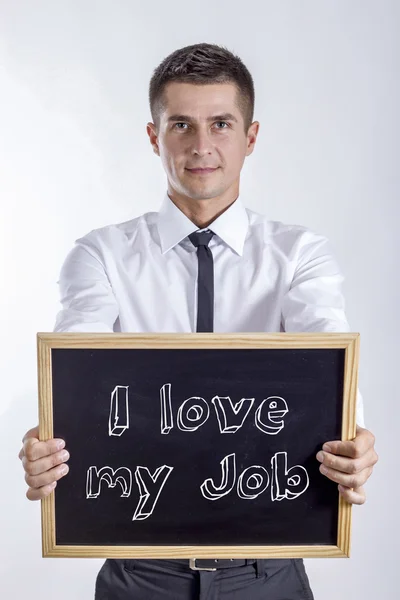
149;43;255;133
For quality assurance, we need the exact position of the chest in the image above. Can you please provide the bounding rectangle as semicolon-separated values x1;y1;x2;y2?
106;242;291;332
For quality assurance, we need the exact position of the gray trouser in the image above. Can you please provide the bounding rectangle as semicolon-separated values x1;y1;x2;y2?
94;558;314;599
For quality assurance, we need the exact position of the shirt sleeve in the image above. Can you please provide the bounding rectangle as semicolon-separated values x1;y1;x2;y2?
53;234;119;333
281;229;365;428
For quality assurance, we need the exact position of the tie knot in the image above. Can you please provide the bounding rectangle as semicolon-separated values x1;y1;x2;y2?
188;229;214;248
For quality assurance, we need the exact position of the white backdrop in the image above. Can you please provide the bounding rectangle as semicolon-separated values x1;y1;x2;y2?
0;1;398;598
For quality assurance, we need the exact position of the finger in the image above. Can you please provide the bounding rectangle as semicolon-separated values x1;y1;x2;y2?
24;461;69;490
22;426;39;444
319;464;373;489
316;447;378;475
23;437;65;462
22;448;70;476
322;428;375;459
338;485;366;505
19;426;40;460
26;481;57;501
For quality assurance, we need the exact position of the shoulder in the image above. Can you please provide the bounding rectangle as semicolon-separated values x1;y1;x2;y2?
245;207;335;260
72;210;158;258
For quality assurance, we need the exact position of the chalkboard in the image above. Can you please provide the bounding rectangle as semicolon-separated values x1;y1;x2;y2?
37;333;359;559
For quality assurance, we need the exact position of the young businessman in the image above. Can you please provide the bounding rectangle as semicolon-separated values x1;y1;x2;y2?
19;43;378;599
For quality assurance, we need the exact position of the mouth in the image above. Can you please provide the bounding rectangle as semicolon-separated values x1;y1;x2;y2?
186;167;219;175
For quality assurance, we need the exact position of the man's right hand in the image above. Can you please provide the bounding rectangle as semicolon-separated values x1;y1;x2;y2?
18;426;70;500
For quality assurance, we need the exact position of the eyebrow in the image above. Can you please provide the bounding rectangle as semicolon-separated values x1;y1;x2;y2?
167;113;238;123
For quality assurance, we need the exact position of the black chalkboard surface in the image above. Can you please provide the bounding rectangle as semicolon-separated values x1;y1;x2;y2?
37;333;359;558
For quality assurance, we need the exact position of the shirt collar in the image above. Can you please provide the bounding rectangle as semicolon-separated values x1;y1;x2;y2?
157;191;249;256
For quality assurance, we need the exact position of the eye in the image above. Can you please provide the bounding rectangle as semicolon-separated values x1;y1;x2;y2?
174;123;189;130
269;401;277;409
214;121;228;129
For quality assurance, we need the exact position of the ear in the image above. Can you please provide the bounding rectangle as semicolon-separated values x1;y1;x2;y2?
147;122;160;156
245;121;260;157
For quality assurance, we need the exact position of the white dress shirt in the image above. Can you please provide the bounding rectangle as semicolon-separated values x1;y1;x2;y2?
54;190;365;426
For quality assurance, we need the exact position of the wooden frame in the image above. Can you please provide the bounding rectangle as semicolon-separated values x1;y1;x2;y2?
37;332;359;559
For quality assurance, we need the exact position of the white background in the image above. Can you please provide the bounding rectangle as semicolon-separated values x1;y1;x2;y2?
0;1;398;598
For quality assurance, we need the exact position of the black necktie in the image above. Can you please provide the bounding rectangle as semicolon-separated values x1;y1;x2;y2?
188;230;215;332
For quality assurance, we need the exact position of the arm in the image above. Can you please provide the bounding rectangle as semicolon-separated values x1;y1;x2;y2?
281;229;377;503
53;234;119;333
281;229;365;427
20;232;119;499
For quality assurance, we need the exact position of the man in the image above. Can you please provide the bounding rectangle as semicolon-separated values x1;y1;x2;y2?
19;43;378;599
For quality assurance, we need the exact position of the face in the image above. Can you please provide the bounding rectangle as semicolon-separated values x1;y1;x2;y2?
147;82;259;204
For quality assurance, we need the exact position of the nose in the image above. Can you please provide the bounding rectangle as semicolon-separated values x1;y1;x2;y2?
190;129;213;157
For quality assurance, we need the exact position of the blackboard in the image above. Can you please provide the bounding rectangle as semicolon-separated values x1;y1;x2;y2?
37;332;359;558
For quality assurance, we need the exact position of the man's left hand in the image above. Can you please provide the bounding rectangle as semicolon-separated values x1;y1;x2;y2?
316;426;378;505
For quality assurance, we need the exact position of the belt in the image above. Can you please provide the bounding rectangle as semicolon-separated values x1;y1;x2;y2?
188;558;257;571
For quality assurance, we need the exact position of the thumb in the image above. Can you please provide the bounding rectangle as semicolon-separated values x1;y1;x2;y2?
22;425;39;444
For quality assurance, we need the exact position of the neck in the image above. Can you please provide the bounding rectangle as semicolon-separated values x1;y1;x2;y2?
167;184;240;229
